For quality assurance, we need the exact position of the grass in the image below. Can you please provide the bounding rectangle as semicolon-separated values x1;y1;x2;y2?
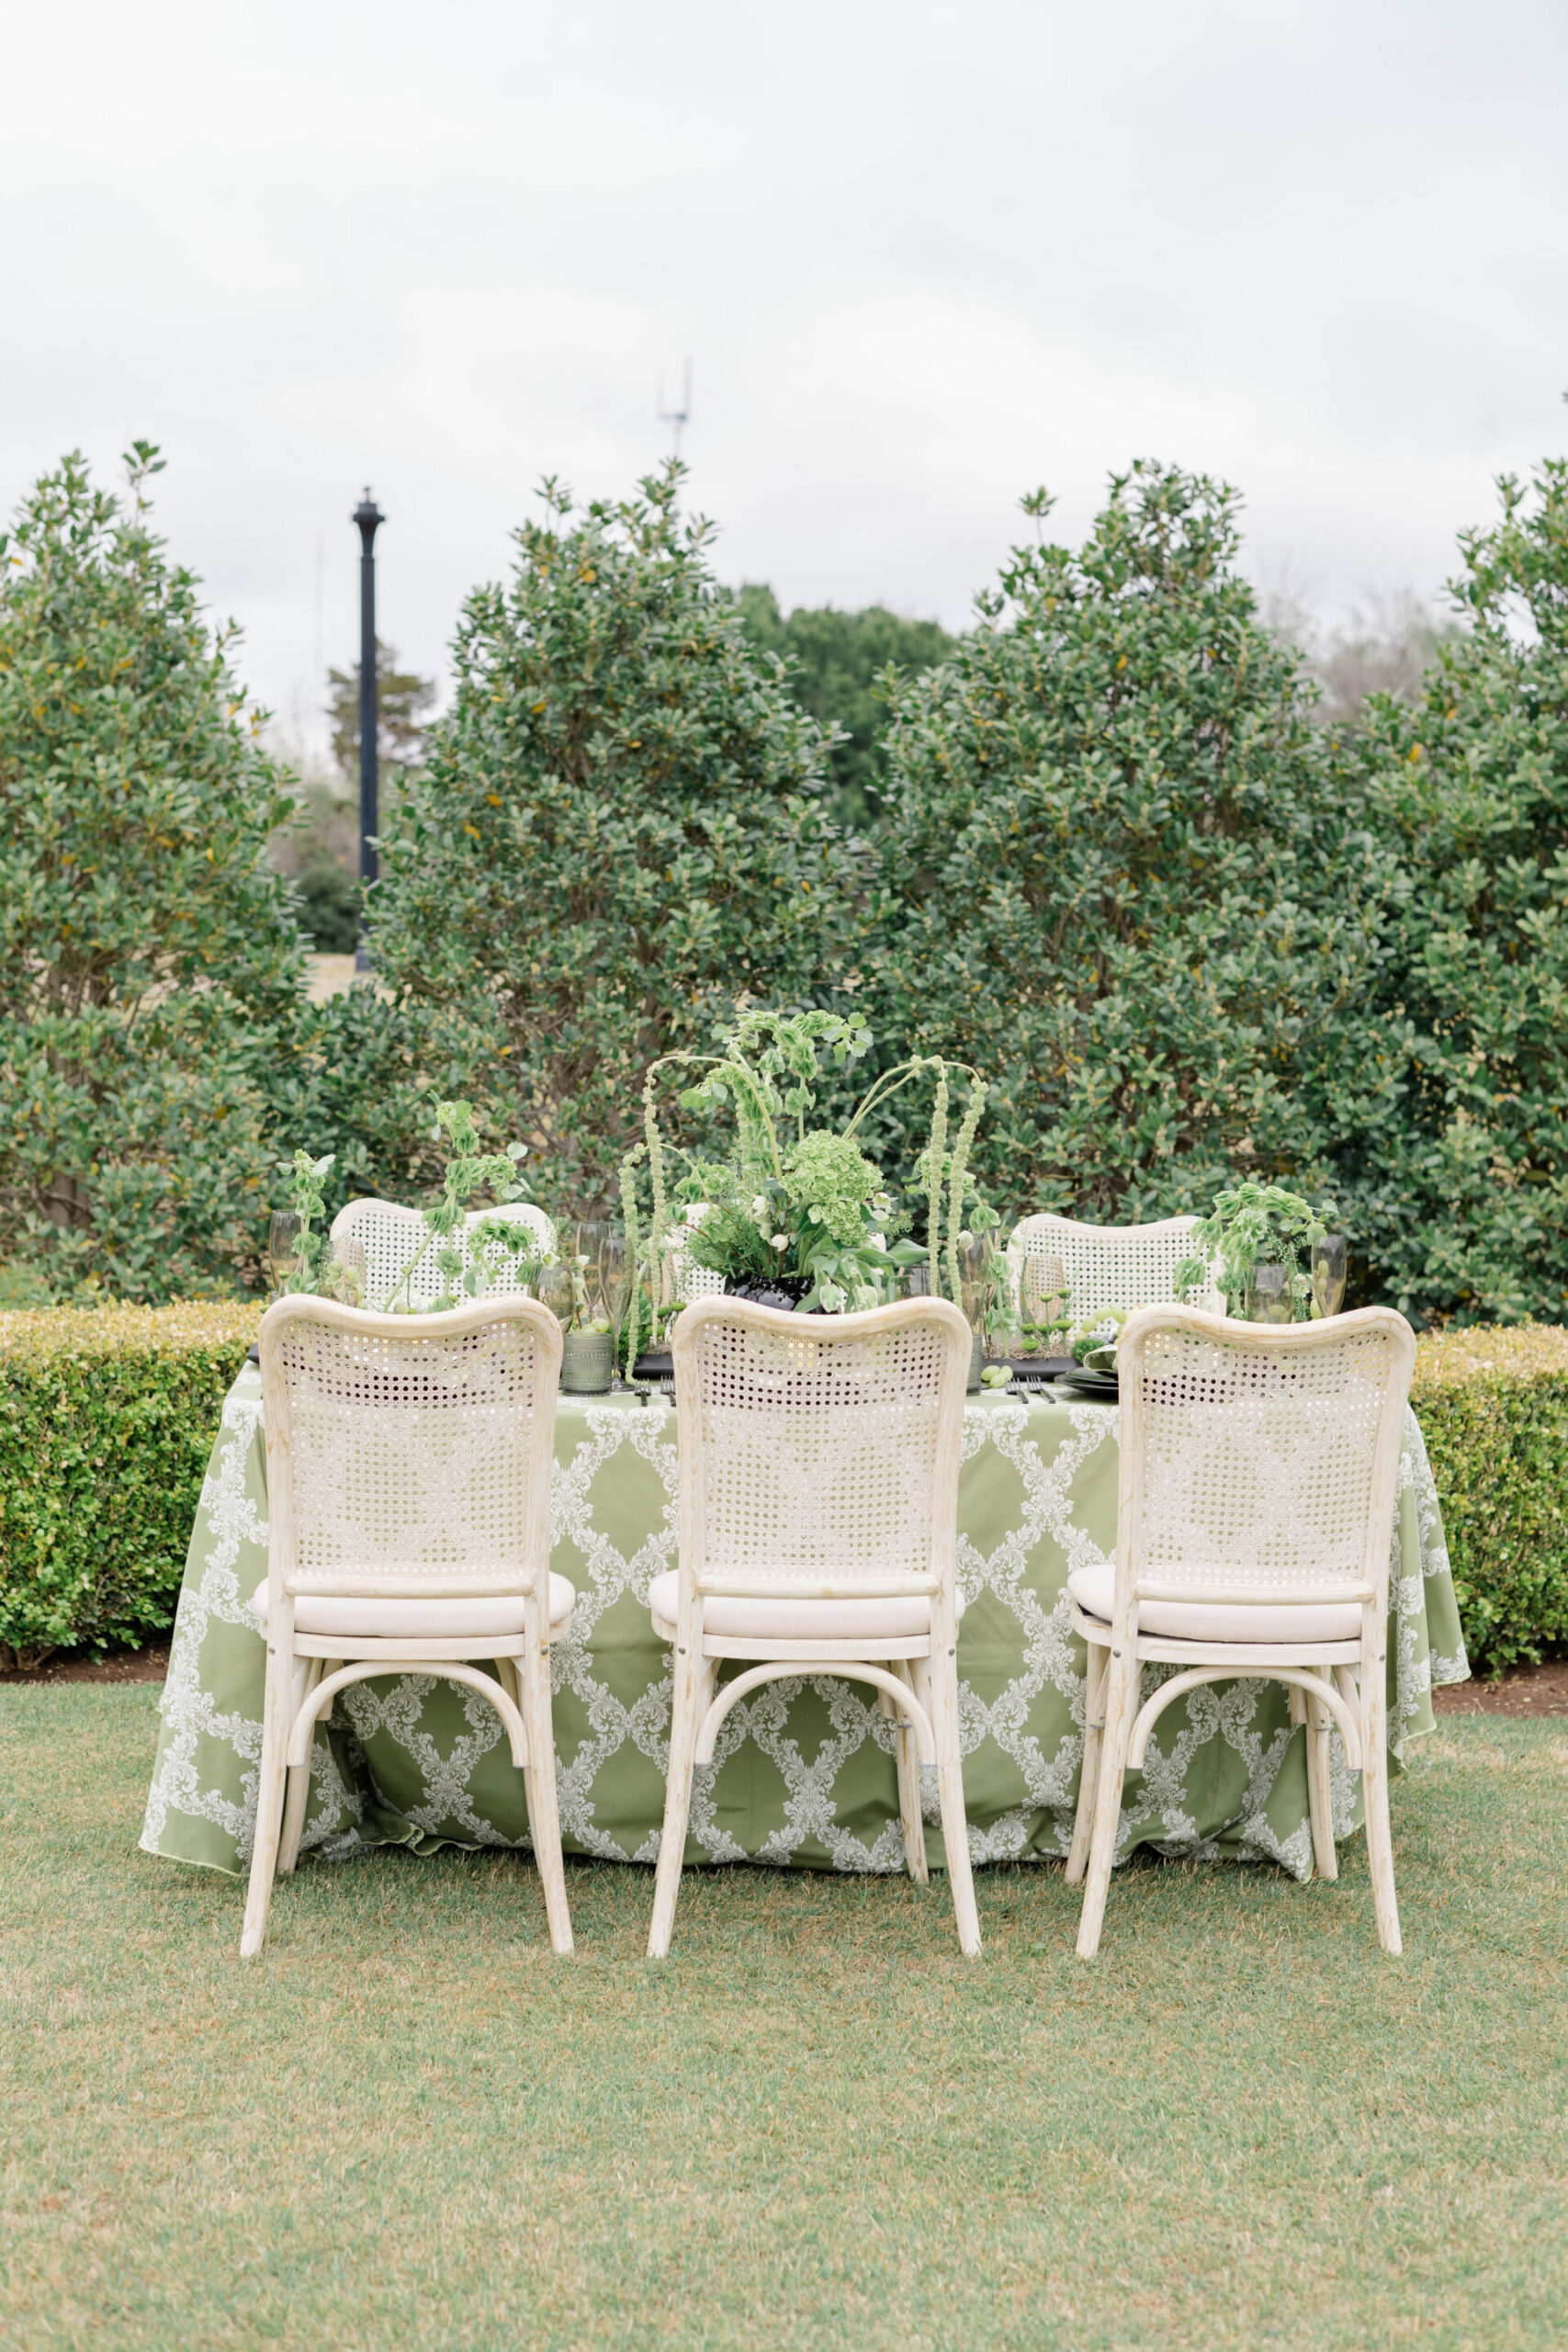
3;1693;1566;2352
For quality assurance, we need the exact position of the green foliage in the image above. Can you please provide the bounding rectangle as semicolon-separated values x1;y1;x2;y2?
294;856;360;953
0;447;308;1302
366;469;850;1215
1345;441;1568;1324
733;584;959;831
632;1011;976;1321
1412;1325;1568;1672
0;1301;260;1666
378;1100;537;1312
1175;1181;1336;1317
782;1130;882;1247
869;464;1394;1234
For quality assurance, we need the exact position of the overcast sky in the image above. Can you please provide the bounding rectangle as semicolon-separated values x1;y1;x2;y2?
5;0;1566;755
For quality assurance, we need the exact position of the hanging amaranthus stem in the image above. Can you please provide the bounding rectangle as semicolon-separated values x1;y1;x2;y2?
643;1067;670;1329
946;1077;987;1308
620;1144;647;1384
926;1064;948;1300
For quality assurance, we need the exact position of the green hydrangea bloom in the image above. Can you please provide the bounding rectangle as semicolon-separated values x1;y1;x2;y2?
782;1131;882;1249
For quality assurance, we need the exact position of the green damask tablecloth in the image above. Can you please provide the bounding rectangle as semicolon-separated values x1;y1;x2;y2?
141;1373;1470;1883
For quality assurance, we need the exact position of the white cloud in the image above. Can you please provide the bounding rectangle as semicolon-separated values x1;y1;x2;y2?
3;0;1565;747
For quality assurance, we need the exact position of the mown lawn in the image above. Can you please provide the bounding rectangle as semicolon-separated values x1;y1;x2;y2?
2;1690;1565;2352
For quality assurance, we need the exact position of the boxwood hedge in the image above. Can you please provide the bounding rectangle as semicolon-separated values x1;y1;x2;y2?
1410;1325;1568;1676
2;1306;1564;1676
0;1302;259;1668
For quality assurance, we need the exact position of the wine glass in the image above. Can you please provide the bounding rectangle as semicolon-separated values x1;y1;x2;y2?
267;1213;302;1300
1311;1235;1348;1319
538;1262;576;1329
598;1228;631;1333
1023;1251;1066;1358
572;1220;610;1323
1245;1262;1293;1324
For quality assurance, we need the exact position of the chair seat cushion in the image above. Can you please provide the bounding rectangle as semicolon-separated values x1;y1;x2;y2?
647;1571;966;1643
1066;1560;1362;1644
253;1577;574;1640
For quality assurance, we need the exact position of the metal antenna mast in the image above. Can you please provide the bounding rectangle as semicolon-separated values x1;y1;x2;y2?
657;358;693;459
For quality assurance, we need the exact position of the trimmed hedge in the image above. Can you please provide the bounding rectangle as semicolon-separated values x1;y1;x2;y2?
0;1302;260;1668
1;1305;1563;1675
1412;1326;1568;1676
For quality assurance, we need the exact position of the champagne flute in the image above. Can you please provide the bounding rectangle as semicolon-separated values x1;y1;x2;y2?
267;1213;302;1300
1311;1235;1348;1319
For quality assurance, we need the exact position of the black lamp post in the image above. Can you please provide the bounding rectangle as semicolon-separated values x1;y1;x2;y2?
352;488;384;973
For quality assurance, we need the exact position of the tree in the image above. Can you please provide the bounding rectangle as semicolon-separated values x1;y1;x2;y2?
869;464;1397;1227
360;466;851;1212
733;585;957;832
1348;435;1568;1322
326;638;437;782
0;447;308;1298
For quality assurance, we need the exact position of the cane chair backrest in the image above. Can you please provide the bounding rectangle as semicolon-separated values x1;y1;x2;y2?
1115;1305;1416;1612
671;1296;971;1600
258;1295;561;1600
664;1204;727;1306
332;1196;557;1312
1010;1212;1207;1332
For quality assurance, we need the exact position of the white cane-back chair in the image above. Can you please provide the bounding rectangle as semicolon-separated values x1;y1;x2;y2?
1010;1212;1214;1336
332;1196;557;1313
1066;1303;1416;1959
242;1295;573;1958
648;1295;978;1958
663;1204;727;1306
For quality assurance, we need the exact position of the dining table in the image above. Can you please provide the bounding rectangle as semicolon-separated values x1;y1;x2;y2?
141;1370;1471;1883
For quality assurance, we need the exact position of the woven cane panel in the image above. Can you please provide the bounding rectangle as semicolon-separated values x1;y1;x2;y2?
667;1205;727;1305
1129;1320;1397;1593
1013;1213;1202;1327
691;1316;948;1589
278;1314;542;1589
332;1198;556;1311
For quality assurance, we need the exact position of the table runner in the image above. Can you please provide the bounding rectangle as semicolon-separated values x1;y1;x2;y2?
141;1375;1469;1883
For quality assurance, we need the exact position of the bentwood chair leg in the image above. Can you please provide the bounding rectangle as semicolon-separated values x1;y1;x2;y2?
522;1640;574;1957
241;1646;292;1959
1304;1669;1338;1883
1066;1637;1109;1885
1076;1649;1135;1961
885;1669;929;1886
493;1659;538;1851
1361;1684;1403;1957
277;1658;323;1876
930;1651;980;1956
649;1644;702;1960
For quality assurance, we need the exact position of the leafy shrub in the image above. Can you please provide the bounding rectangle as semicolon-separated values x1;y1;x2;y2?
356;466;852;1215
732;584;958;831
1413;1326;1568;1674
1;1299;1557;1677
0;447;308;1301
0;1302;260;1667
294;857;360;953
868;464;1396;1226
1348;450;1568;1323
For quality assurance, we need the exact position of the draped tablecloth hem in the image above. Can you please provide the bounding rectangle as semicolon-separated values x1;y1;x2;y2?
139;1383;1469;1883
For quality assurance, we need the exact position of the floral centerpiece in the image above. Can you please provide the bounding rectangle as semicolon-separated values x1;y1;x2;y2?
273;1101;547;1312
616;1010;987;1381
1174;1181;1339;1322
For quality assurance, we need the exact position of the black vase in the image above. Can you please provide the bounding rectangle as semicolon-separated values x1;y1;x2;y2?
728;1274;815;1313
